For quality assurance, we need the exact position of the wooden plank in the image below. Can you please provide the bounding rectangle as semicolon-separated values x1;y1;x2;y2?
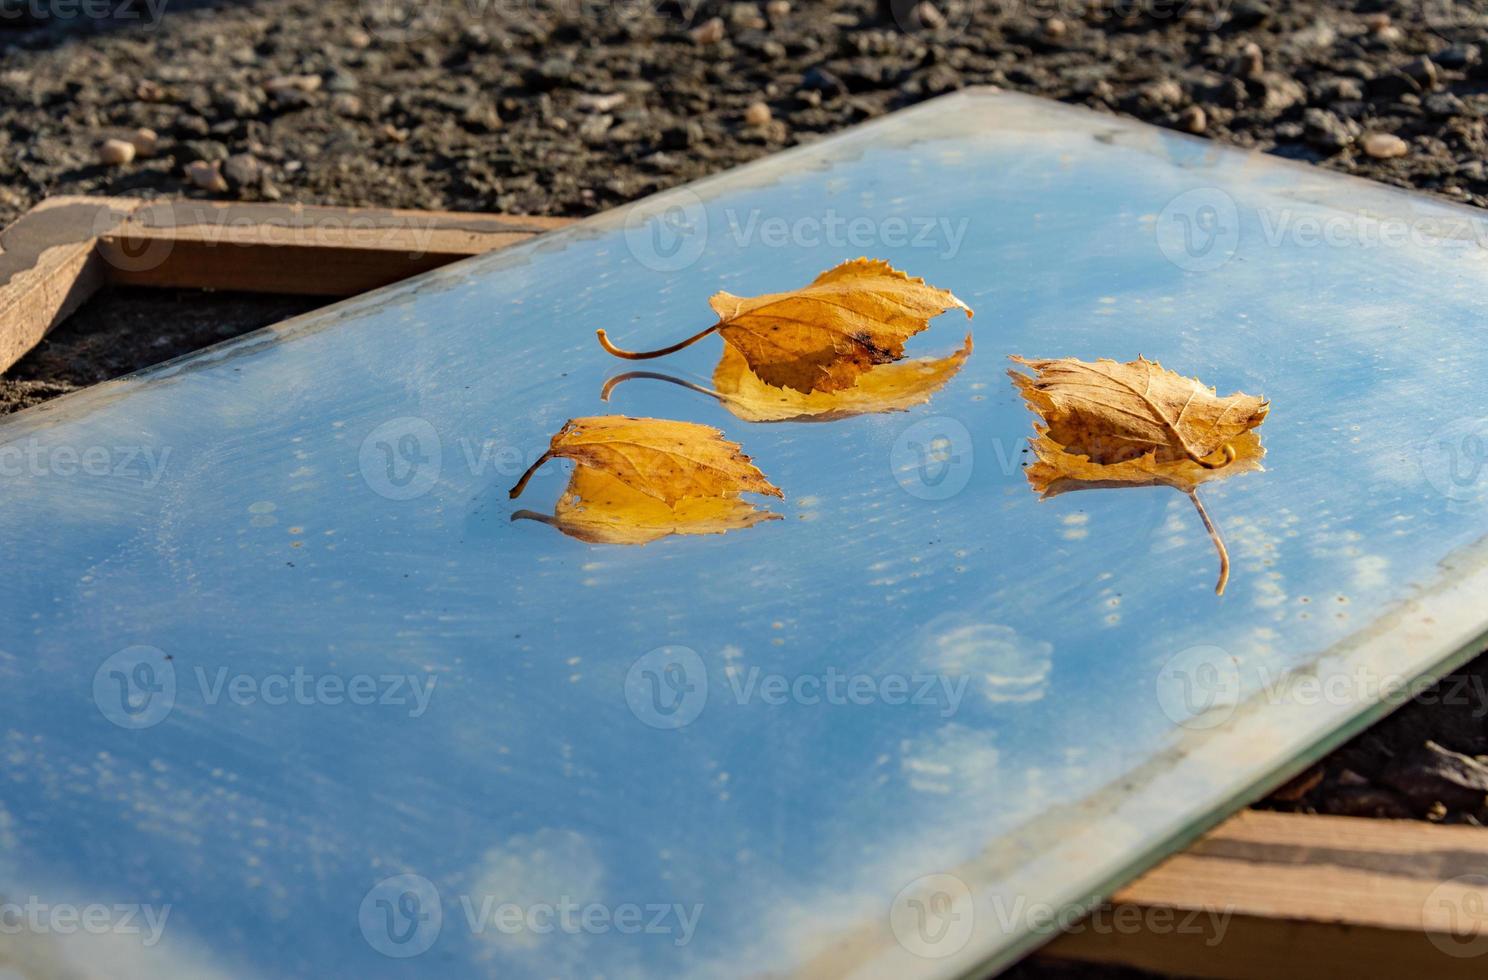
95;199;568;295
0;196;135;372
1042;809;1488;978
0;196;568;373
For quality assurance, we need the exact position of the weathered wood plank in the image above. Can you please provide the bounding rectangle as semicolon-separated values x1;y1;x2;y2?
0;196;566;372
1043;809;1488;978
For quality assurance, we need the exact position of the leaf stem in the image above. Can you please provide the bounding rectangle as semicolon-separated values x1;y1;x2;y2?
1186;487;1230;596
508;451;554;500
596;324;721;360
510;509;554;526
600;370;723;404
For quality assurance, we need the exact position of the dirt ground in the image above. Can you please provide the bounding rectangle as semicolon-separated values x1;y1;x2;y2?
4;0;1488;966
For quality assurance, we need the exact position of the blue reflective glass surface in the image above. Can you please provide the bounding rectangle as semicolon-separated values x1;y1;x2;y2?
3;90;1488;978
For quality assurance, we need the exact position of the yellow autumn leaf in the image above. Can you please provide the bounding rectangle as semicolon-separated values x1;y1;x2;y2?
597;258;972;394
599;333;974;423
1025;430;1266;498
509;415;782;504
1009;355;1269;596
512;467;781;545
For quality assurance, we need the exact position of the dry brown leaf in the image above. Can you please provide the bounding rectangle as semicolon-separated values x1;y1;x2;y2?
1008;355;1268;469
509;415;782;504
597;258;972;394
513;467;781;545
1009;355;1269;596
599;334;974;423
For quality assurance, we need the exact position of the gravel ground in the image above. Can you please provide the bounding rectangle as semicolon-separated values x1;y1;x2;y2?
4;1;1488;970
3;0;1487;223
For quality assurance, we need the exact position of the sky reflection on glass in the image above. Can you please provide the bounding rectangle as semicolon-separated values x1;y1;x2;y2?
3;91;1488;978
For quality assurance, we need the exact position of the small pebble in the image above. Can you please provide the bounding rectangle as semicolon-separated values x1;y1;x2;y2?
765;0;789;18
1142;79;1184;109
325;70;358;94
913;1;946;30
1238;41;1264;78
577;92;627;113
744;101;772;126
1361;132;1409;159
185;159;228;193
222;153;262;190
264;74;322;94
329;93;364;116
689;17;725;45
134;80;165;102
99;138;136;166
1365;13;1401;42
727;3;765;29
1044;17;1066;39
1179;104;1207;134
129;127;158;157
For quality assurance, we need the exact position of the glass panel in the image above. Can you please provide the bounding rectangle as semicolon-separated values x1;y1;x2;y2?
3;89;1488;979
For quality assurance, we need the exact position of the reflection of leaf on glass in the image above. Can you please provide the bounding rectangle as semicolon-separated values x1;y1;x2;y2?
509;416;782;546
1008;355;1269;596
596;258;972;394
509;415;782;503
513;468;781;545
601;334;974;423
